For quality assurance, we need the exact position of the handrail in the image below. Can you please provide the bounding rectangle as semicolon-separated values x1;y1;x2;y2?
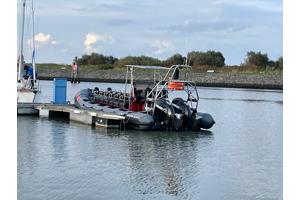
146;65;194;99
120;64;199;113
144;64;199;113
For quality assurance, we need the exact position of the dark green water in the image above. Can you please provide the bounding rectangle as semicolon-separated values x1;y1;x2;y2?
18;81;282;200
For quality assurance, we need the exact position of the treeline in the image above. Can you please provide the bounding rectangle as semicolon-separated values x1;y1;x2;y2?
76;51;283;70
243;51;283;69
77;53;117;65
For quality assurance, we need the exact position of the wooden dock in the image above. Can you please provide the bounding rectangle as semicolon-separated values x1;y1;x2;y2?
17;103;125;128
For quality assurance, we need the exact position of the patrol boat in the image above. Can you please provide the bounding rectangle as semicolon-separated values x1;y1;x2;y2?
74;65;215;131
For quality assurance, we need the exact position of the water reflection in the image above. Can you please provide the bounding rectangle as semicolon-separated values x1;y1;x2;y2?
18;116;40;181
124;130;214;196
88;127;214;197
50;118;68;164
199;97;283;104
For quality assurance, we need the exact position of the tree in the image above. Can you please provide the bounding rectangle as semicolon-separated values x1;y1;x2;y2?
115;55;162;67
275;56;283;69
267;60;276;68
77;53;118;65
106;56;118;65
244;51;269;68
162;53;185;66
77;54;89;65
187;50;225;67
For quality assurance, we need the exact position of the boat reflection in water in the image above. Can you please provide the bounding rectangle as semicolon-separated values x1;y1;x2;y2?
91;127;214;197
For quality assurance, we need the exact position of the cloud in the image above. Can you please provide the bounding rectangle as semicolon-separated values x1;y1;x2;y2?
156;19;247;35
31;0;282;65
151;40;174;54
27;32;57;48
212;0;282;12
60;48;69;53
71;2;128;13
84;32;114;53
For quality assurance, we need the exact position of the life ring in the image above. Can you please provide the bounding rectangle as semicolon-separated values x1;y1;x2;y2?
167;82;185;90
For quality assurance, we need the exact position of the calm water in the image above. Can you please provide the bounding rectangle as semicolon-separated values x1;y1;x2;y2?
18;81;282;200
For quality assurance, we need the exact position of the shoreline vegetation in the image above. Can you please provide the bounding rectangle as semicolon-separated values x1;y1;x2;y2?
35;51;283;90
36;64;282;90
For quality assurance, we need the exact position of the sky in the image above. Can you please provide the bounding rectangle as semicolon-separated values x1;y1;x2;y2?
17;0;283;65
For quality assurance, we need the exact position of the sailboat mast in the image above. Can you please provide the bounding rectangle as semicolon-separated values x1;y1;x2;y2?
31;0;36;82
18;0;26;81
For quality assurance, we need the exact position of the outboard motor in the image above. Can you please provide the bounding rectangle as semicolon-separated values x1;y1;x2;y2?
172;98;192;130
154;98;183;130
172;114;184;131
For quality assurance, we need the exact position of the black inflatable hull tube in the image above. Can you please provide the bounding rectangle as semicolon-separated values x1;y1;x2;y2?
196;113;215;129
125;112;154;130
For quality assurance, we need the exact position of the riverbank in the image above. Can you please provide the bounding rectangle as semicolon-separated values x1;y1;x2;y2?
38;72;282;90
36;65;283;90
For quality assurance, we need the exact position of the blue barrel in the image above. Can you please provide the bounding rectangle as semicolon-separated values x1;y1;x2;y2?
53;78;67;104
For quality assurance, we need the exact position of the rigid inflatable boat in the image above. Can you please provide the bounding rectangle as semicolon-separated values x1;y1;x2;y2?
74;65;215;131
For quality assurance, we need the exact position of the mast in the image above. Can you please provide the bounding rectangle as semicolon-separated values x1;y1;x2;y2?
18;0;26;81
31;0;36;83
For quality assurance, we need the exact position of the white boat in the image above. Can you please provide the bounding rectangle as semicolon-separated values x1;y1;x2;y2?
17;0;40;115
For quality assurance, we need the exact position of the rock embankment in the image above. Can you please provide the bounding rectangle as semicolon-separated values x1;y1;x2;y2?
37;68;283;90
191;73;282;89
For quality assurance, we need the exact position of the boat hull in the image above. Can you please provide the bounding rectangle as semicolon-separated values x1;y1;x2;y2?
17;89;39;115
17;103;39;115
17;90;36;103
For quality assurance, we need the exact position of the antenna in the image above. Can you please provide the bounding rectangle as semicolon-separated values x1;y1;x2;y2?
183;37;190;66
185;52;189;66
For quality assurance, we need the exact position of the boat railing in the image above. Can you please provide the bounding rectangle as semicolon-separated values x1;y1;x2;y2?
122;64;199;112
145;65;195;94
145;80;199;111
145;65;199;113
